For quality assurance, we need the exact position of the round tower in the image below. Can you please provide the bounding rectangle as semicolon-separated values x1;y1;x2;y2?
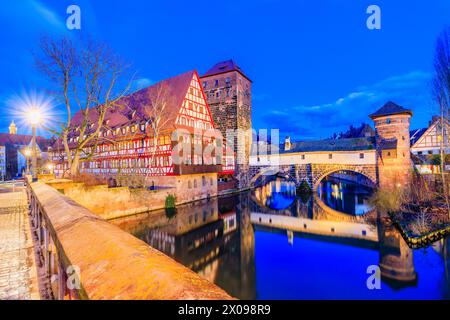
369;101;413;190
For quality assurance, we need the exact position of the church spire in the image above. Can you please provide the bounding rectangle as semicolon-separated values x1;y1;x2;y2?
9;121;17;135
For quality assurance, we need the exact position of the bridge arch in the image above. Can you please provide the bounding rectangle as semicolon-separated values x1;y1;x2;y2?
312;167;377;191
249;166;295;187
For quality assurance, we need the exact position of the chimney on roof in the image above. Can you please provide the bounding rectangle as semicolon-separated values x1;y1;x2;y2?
9;121;17;135
284;136;291;151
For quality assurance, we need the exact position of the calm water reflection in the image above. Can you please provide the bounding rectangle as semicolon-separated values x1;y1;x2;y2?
112;178;450;300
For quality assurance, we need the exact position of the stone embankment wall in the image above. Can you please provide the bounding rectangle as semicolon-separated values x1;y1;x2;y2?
27;180;231;300
45;180;172;220
43;172;218;220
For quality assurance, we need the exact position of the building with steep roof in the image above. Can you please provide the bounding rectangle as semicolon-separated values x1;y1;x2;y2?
410;115;450;156
50;69;231;201
0;128;51;180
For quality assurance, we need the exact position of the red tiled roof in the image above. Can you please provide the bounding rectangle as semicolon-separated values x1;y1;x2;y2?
69;70;195;131
201;60;251;82
51;70;197;150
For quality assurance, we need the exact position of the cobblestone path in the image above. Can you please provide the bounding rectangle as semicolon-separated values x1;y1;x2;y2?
0;182;40;300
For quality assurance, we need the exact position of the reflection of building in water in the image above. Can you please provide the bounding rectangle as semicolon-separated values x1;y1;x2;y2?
114;194;256;300
378;223;417;285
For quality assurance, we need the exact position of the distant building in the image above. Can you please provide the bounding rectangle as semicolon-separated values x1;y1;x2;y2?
0;121;51;180
335;123;375;139
410;115;450;174
410;115;450;156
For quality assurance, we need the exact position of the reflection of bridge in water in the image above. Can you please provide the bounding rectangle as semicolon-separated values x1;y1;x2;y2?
251;180;379;245
113;188;449;298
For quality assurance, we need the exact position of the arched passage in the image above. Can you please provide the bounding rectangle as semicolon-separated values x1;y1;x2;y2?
250;167;295;188
313;168;376;192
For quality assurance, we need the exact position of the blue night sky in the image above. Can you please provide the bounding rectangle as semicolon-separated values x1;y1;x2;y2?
0;0;449;139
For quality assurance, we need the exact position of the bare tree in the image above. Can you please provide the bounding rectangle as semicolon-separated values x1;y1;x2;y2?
432;27;450;218
141;81;175;182
35;36;133;177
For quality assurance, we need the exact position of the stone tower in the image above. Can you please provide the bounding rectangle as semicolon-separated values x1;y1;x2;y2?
369;101;413;190
9;121;17;135
201;60;252;189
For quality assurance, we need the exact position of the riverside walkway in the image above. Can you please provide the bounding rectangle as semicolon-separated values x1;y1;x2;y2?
0;182;40;300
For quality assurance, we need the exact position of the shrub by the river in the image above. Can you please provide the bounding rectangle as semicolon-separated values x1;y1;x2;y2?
297;180;312;194
297;180;312;203
165;194;177;218
369;186;403;215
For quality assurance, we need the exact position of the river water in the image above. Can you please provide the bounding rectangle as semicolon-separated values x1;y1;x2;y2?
112;177;450;300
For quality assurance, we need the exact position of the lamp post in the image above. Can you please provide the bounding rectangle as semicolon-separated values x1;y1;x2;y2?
24;148;31;175
47;163;54;174
27;108;42;182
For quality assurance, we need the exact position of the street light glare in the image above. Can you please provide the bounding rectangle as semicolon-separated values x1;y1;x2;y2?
27;108;42;126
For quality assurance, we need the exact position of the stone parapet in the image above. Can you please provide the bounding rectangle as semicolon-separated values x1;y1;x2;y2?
26;180;232;300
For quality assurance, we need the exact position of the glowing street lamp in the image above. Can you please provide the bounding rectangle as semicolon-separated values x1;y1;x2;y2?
27;106;43;181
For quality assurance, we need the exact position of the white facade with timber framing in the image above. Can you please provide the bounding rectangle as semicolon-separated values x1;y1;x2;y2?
410;116;450;156
49;69;235;199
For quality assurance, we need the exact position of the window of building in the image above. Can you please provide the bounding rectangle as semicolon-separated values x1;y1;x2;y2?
214;79;219;87
329;154;333;159
194;180;197;188
225;77;231;85
202;176;206;187
360;153;364;159
386;118;391;124
301;155;305;160
202;81;207;88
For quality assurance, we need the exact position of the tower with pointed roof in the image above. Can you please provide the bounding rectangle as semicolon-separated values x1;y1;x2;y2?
201;60;252;189
369;101;413;190
9;121;17;135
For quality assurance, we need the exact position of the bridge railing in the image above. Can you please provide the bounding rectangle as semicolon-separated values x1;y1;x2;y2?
26;178;231;300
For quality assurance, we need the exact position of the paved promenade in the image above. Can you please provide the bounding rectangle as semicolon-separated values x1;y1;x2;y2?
0;182;40;300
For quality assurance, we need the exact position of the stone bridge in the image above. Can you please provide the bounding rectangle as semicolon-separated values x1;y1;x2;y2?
249;163;377;191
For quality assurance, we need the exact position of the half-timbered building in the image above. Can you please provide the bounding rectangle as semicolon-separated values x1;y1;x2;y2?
50;70;235;199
